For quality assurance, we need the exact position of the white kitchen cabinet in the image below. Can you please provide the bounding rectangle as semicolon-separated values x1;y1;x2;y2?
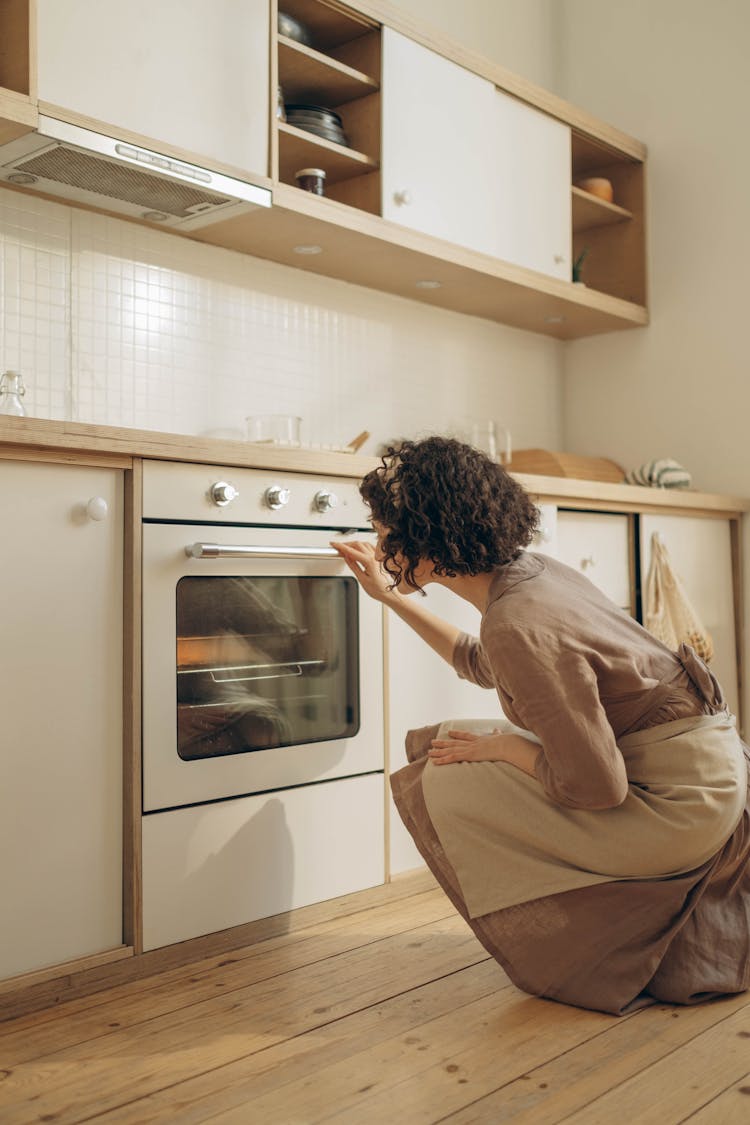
555;509;633;611
381;28;498;256
640;514;739;720
381;29;570;277
142;774;384;951
387;585;507;875
0;460;123;979
490;90;571;279
35;0;269;177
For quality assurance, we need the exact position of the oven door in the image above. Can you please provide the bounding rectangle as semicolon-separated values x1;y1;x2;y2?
142;523;383;812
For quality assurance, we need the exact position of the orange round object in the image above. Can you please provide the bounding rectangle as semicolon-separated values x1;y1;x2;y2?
575;176;614;203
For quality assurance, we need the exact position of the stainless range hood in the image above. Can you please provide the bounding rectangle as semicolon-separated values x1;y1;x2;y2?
0;116;271;228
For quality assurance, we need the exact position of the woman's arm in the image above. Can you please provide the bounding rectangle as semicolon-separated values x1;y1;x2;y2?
332;539;459;666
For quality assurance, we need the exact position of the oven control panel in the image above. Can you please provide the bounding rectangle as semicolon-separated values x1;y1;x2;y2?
142;459;370;528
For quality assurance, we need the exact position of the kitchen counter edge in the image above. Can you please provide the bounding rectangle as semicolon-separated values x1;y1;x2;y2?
0;416;747;514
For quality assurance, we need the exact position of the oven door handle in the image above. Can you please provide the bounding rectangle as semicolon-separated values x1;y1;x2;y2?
185;543;342;560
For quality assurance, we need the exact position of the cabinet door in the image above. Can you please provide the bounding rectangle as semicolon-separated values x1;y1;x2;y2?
0;461;123;979
381;28;497;254
387;586;505;875
640;515;739;719
35;0;269;176
491;90;571;279
555;510;633;611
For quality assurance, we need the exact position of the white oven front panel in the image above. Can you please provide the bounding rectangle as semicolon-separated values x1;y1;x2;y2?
142;523;384;812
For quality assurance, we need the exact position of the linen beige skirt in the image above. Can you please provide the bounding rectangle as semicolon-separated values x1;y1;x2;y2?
420;712;747;919
391;714;750;1015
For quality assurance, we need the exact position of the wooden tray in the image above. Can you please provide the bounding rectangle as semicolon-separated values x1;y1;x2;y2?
508;449;625;483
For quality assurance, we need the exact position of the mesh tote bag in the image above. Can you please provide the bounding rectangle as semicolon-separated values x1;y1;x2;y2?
644;532;714;662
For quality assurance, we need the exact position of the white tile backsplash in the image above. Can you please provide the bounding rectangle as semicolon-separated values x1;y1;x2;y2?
0;190;564;454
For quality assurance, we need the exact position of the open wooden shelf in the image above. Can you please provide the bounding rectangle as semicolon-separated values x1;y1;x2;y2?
275;1;381;211
277;0;378;50
278;121;378;185
571;130;646;306
278;36;379;104
571;185;632;233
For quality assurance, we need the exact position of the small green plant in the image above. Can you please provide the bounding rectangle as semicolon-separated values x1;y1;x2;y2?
572;246;589;283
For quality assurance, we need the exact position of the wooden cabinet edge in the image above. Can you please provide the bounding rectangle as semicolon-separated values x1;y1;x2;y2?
123;462;143;954
189;183;647;338
0;86;37;143
0;425;747;516
516;474;750;516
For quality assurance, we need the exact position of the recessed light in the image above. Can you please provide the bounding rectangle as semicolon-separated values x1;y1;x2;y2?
142;210;169;221
544;314;566;324
415;280;441;289
293;244;323;255
7;172;37;185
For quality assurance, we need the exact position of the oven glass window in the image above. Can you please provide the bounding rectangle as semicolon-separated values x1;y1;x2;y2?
175;576;360;760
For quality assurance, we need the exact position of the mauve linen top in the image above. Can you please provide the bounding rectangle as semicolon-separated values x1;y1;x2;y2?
452;551;711;810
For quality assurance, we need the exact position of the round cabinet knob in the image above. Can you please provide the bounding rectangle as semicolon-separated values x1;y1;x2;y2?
313;489;338;513
265;485;291;510
553;254;566;265
393;189;412;206
86;496;108;521
581;555;597;571
210;481;239;507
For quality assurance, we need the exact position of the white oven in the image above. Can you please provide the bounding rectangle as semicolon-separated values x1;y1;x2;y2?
140;460;385;950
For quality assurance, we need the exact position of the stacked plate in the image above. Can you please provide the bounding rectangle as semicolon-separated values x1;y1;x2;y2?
284;104;350;147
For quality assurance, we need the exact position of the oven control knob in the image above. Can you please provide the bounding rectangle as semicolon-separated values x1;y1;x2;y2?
210;481;239;507
313;489;338;513
265;485;291;510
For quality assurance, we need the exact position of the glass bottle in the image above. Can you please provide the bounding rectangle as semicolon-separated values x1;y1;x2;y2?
0;370;27;416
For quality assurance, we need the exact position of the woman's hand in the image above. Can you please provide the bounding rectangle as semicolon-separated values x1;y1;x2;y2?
331;539;399;604
428;730;541;778
428;729;507;764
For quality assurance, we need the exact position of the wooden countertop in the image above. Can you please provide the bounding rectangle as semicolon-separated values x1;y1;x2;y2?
1;415;747;515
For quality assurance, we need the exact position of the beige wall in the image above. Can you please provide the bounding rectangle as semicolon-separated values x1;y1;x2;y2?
388;0;560;89
556;0;750;497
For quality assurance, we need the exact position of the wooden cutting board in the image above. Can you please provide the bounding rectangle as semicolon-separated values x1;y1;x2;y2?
507;449;625;483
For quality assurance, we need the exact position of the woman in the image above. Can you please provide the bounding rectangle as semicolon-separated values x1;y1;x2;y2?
333;436;750;1015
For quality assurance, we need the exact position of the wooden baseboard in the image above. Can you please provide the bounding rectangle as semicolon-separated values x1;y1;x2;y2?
0;946;133;999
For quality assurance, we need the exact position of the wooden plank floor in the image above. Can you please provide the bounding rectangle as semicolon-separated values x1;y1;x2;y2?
0;869;749;1124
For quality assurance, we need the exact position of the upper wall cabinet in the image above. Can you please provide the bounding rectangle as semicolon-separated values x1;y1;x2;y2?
0;0;650;340
491;89;571;280
381;28;498;256
34;0;270;177
381;30;570;280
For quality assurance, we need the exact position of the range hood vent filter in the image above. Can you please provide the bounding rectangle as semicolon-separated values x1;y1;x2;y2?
15;147;232;218
0;116;271;228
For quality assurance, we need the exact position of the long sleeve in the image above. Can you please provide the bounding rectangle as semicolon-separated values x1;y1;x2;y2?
452;631;496;689
484;624;629;810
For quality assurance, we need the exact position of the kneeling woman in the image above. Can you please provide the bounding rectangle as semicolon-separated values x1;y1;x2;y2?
334;436;750;1015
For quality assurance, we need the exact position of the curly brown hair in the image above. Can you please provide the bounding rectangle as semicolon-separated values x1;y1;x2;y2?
360;436;539;590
